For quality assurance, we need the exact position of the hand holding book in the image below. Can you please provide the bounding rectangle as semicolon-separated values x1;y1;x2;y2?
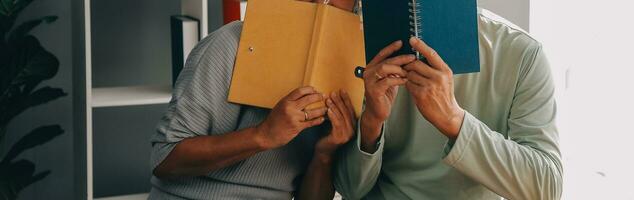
359;40;416;153
404;37;465;139
315;90;356;157
255;86;327;149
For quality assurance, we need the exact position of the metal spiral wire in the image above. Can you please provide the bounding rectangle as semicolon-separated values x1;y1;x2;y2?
408;0;422;58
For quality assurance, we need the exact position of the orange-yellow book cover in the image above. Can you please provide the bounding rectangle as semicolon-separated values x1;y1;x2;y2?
228;0;365;116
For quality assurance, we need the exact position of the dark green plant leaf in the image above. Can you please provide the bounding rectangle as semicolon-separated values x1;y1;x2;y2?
8;16;57;42
24;86;66;109
10;0;35;18
0;0;24;39
0;15;14;40
0;35;60;126
1;37;7;66
0;126;6;156
0;0;34;17
0;35;59;107
0;87;65;127
0;159;50;199
0;0;12;16
11;36;59;87
0;160;35;198
2;125;63;163
0;86;65;125
0;179;18;200
0;0;60;198
0;87;21;126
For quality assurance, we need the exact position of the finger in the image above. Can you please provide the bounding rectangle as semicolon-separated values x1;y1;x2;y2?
303;117;326;128
369;40;403;66
304;107;328;121
406;71;431;86
373;64;408;79
340;90;356;119
296;93;325;109
331;91;352;126
326;98;343;127
403;60;441;79
405;81;419;93
409;37;450;72
375;77;408;91
384;54;417;66
287;86;318;101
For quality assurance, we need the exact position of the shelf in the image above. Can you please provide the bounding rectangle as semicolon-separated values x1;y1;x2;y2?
92;85;172;108
94;193;149;200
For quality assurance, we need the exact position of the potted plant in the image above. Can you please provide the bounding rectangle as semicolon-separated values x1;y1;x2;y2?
1;0;66;199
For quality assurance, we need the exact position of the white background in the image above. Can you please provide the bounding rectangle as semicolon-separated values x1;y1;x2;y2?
531;0;634;199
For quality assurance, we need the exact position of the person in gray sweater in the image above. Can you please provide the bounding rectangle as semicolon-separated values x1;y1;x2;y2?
149;0;360;199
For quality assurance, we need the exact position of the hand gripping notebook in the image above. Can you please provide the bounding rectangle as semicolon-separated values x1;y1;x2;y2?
361;0;480;74
228;0;366;116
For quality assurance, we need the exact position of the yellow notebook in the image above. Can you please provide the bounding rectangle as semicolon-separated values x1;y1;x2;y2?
228;0;366;116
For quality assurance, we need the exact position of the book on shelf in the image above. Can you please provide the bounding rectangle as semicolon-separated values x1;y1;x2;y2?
228;0;366;116
170;15;199;86
362;0;481;74
239;1;247;21
181;0;208;38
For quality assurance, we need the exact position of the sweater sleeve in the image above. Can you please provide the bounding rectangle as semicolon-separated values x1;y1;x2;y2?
443;44;563;200
149;22;243;171
334;119;385;199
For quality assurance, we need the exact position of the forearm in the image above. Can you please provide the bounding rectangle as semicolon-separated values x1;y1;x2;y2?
444;113;562;200
334;127;384;199
153;126;267;179
359;113;382;153
297;153;335;200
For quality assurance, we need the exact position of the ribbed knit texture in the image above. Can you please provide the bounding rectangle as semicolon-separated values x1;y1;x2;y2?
149;21;321;200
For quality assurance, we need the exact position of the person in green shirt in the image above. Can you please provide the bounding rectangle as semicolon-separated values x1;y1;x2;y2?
335;10;562;200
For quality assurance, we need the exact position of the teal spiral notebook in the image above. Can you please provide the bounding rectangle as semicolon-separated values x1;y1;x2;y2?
361;0;480;74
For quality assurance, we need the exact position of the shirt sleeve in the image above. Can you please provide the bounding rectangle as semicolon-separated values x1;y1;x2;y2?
150;23;243;171
334;119;385;199
443;43;563;200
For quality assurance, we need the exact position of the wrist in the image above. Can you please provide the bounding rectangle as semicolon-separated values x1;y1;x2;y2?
440;107;465;140
252;123;273;151
312;152;334;165
360;112;383;152
361;111;382;128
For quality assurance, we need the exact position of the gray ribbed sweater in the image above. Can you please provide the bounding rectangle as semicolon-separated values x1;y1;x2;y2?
149;21;322;200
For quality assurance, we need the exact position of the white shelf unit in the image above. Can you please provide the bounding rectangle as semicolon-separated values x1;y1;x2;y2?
93;193;149;200
72;0;217;199
92;85;172;108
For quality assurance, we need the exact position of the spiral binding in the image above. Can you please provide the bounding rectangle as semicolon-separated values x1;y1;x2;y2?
408;0;422;58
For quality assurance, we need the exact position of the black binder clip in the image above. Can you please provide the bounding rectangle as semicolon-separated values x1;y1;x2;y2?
354;66;365;79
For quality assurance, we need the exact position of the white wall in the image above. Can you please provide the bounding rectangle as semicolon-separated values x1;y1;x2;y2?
531;1;634;199
478;0;529;31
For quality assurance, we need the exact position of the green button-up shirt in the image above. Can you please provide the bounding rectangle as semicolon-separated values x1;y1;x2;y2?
334;9;563;200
